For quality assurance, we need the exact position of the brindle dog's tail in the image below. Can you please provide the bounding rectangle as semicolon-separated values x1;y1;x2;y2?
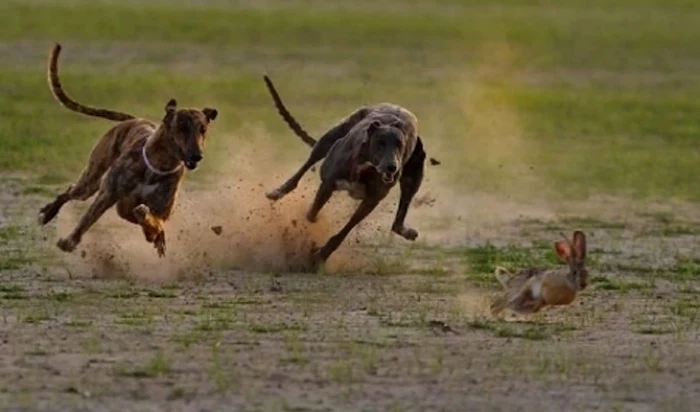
263;74;317;148
48;43;135;122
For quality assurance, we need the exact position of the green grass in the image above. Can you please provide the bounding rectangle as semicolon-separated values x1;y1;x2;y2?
0;225;41;270
115;350;172;378
462;241;561;286
1;0;700;201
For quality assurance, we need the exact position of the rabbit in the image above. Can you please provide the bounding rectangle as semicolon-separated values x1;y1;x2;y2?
490;230;589;316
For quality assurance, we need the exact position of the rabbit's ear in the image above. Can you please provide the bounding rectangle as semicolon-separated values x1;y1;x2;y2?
554;240;572;262
573;231;586;261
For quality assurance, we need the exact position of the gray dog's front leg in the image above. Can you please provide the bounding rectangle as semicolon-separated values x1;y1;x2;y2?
311;197;380;266
391;137;426;240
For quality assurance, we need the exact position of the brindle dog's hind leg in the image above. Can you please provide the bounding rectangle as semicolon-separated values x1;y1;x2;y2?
57;189;118;252
391;136;426;241
266;108;370;201
39;132;119;225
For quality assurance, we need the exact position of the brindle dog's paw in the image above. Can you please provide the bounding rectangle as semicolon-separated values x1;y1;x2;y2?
133;204;150;222
154;231;166;258
393;226;418;241
38;203;57;226
56;237;77;253
265;189;284;201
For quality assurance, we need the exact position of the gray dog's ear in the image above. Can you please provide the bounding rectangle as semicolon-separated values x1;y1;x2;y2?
367;120;381;136
202;108;218;122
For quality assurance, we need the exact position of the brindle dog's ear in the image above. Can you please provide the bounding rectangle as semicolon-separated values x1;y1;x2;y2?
367;120;381;136
163;99;177;122
165;99;177;113
202;108;218;122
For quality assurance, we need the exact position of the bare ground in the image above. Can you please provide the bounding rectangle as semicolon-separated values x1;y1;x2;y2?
2;170;700;412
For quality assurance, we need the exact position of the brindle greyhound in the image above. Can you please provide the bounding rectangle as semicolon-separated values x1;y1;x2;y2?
38;43;218;257
262;75;432;268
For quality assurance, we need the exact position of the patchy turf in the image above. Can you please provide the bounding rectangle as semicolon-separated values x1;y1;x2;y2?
3;0;700;410
2;0;700;200
3;175;700;411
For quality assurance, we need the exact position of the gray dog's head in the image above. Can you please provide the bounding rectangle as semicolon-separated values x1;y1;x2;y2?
366;120;405;184
161;99;218;170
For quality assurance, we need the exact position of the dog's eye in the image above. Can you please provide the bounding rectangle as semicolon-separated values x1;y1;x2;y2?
199;126;206;135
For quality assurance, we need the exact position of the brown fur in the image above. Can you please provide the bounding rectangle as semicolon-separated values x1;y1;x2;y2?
490;231;589;315
262;75;427;269
38;43;218;257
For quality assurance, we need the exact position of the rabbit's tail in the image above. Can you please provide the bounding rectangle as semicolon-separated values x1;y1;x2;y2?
493;266;511;289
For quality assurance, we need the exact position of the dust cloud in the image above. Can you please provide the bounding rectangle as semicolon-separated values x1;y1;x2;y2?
53;43;567;281
56;126;379;281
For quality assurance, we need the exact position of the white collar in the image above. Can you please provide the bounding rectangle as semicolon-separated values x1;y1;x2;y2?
141;142;183;176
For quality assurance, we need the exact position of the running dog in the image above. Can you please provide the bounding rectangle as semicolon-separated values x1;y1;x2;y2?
38;44;218;257
263;75;430;268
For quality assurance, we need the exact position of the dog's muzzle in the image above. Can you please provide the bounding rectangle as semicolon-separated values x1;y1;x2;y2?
380;164;398;184
381;173;395;184
184;154;203;170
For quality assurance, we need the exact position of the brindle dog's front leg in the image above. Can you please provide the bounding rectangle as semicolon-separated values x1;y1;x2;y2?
133;205;167;257
133;176;180;257
391;137;426;241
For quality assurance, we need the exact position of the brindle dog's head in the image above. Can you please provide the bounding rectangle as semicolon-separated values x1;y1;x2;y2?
162;99;218;170
366;120;405;184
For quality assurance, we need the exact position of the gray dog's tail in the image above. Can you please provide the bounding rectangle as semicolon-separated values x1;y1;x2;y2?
263;75;317;148
48;43;135;122
263;74;443;165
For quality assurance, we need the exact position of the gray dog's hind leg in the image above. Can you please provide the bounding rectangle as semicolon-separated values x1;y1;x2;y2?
391;136;426;241
266;108;370;201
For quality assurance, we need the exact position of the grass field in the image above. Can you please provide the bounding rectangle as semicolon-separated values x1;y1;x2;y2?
2;0;700;410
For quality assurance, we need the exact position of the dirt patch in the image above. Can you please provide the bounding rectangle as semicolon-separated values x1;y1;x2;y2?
4;172;700;411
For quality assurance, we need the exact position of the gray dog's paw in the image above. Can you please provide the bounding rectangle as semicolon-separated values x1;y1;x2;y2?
305;210;318;223
56;237;77;252
394;226;418;241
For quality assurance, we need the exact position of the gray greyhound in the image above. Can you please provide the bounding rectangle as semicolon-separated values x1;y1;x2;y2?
263;75;431;269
